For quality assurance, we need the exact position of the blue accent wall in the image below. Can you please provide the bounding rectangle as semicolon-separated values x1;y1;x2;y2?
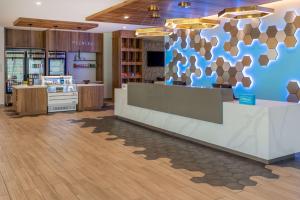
165;8;300;102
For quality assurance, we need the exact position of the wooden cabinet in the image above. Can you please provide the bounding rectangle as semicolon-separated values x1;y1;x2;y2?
46;30;103;52
5;29;45;49
77;84;104;111
12;87;48;116
46;30;70;51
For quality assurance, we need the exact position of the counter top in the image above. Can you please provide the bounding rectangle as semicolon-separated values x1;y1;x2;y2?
13;85;47;89
76;84;104;87
227;99;298;108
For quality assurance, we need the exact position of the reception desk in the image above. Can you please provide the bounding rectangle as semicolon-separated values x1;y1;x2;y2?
115;84;300;164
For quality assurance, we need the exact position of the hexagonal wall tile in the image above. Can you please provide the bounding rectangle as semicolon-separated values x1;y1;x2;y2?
211;37;218;46
181;40;188;49
195;68;202;77
230;46;239;56
229;77;237;86
190;64;196;73
181;56;187;65
267;49;278;60
205;52;212;60
224;42;231;51
195;34;201;43
223;72;230;82
230;19;238;26
190;56;197;64
224;22;232;32
237;30;245;40
236;62;244;72
259;32;268;43
230;26;239;36
223;62;231;71
205;67;213;76
250;28;260;39
266;38;278;49
284;36;298;47
205;42;212;51
216;57;225;67
243;24;252;35
275;31;286;43
242;77;252;87
243;35;253;45
251;19;261;28
216;77;224;84
228;67;237;77
287;81;299;94
259;55;269;66
216;67;224;76
185;68;191;77
285;11;297;23
230;37;239;46
287;94;299;103
297;90;300;100
235;72;244;82
242;56;252;67
266;26;278;38
211;62;218;71
294;16;300;28
284;23;296;36
199;47;206;56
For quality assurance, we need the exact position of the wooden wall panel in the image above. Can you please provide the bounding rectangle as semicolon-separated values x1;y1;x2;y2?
5;29;45;49
46;30;70;51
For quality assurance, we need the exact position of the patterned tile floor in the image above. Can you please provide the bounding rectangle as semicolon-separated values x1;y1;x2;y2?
69;115;297;190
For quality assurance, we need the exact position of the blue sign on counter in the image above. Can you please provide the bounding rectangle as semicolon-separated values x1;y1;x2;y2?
239;94;256;105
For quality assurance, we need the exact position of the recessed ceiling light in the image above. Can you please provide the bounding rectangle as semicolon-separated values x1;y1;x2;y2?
35;1;42;6
122;26;127;29
124;15;129;19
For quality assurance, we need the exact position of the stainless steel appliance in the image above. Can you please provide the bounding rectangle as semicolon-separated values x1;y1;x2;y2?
5;50;26;105
48;52;66;76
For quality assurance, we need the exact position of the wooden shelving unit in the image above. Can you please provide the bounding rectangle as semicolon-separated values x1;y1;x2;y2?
112;30;143;94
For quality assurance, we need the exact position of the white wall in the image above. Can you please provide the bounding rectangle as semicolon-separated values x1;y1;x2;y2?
0;27;4;105
103;32;112;99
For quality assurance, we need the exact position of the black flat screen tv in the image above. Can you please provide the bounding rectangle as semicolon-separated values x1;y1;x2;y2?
147;51;165;67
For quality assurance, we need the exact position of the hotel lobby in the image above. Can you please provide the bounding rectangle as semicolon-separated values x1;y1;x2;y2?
1;0;300;199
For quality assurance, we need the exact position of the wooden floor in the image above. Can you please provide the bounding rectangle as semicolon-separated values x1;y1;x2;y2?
0;107;300;200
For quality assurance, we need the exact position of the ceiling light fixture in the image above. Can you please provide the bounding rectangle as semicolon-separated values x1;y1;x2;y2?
178;1;191;8
124;15;130;19
165;18;220;30
148;4;159;12
135;27;172;37
35;1;42;6
218;5;274;19
150;12;160;18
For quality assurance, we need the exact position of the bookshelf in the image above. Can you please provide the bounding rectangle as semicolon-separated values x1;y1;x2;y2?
112;30;143;94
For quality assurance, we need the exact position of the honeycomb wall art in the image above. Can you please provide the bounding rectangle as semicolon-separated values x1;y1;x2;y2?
165;7;300;102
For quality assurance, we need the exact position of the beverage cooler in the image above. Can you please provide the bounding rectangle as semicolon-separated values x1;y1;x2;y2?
27;50;46;77
5;50;26;105
48;51;66;76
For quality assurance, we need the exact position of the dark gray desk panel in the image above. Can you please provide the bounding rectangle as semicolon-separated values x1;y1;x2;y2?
127;83;234;124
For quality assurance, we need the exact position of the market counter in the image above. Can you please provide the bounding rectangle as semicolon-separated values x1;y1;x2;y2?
115;85;300;164
12;84;104;115
12;85;48;116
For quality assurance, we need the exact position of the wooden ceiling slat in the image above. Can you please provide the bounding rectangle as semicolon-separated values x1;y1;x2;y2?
86;0;279;26
14;17;98;31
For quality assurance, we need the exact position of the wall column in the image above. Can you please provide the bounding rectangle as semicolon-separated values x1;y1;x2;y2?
103;32;112;99
0;27;5;105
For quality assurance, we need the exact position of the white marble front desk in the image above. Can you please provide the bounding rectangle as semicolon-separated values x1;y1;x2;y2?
115;88;300;163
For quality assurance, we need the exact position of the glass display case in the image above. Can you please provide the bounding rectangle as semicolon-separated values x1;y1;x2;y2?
41;76;78;113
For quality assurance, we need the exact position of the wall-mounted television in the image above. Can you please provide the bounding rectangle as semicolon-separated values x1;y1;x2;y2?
147;51;165;67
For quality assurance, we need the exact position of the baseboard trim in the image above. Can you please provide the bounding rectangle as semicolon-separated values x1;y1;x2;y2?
116;116;294;164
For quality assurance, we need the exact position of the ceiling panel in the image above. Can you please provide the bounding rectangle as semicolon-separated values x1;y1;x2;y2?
86;0;280;26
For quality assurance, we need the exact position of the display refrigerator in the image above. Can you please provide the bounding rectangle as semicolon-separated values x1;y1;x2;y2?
26;50;46;85
48;51;66;76
5;50;26;105
41;76;78;113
